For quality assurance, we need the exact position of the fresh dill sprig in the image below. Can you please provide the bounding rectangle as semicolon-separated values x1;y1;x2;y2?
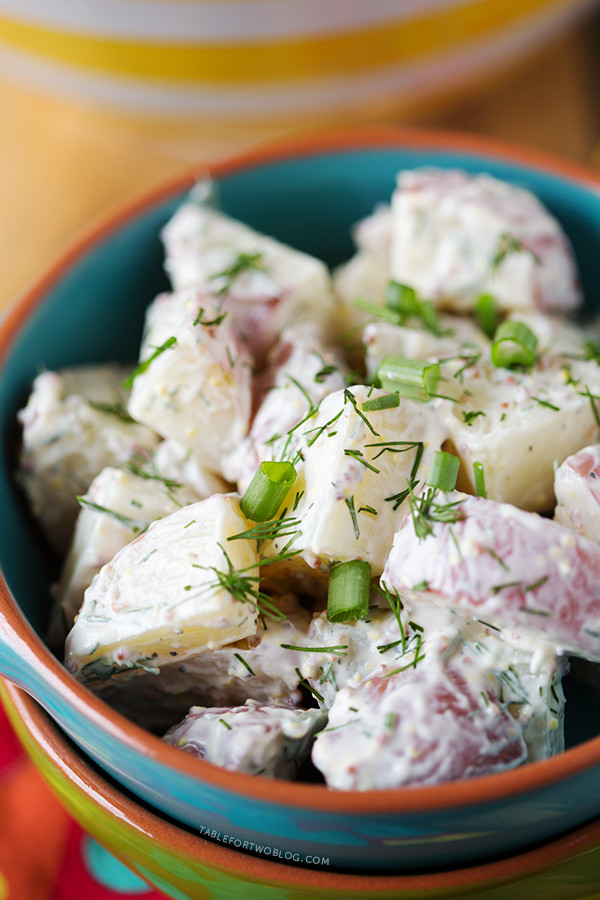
193;544;296;627
295;667;325;704
375;583;406;655
76;496;150;534
123;335;177;389
226;516;301;548
579;385;600;431
491;233;540;270
343;388;380;436
233;652;256;676
343;448;381;474
280;644;348;655
193;307;228;327
407;482;465;540
531;396;560;412
209;251;266;295
124;457;184;506
87;396;136;424
344;495;360;539
462;410;486;426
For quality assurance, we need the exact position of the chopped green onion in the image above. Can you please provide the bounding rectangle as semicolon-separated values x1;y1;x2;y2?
385;281;419;316
425;451;460;492
491;321;538;369
385;281;448;336
473;461;486;498
362;393;400;412
239;461;296;522
377;356;439;402
327;560;371;623
475;293;500;339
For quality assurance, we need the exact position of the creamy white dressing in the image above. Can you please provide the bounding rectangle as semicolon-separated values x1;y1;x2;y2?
17;364;159;554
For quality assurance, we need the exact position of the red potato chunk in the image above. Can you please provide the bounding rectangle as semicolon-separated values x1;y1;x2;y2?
381;492;600;661
554;444;600;541
390;168;581;314
164;700;327;779
311;664;527;790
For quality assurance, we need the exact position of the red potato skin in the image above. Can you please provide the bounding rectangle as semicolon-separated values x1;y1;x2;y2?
311;664;527;789
555;445;600;535
381;493;600;661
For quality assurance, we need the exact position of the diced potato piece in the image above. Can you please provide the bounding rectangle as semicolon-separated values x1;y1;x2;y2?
390;168;581;313
554;444;600;541
363;315;488;381
381;491;600;662
311;663;527;790
50;462;210;646
164;700;327;779
301;603;565;762
16;364;159;553
434;354;600;512
127;289;252;476
263;385;447;578
82;594;311;732
222;323;348;491
65;494;260;681
161;200;339;360
152;439;228;499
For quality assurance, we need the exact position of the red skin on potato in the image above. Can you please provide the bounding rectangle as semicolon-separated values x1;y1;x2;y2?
381;493;600;662
311;664;527;790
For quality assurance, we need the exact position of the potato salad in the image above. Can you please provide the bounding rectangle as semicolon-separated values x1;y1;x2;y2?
18;167;600;790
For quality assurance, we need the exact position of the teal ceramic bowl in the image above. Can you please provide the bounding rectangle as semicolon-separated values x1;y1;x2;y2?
3;127;600;872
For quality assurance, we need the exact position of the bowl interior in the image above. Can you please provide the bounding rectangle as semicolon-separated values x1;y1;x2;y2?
2;131;600;761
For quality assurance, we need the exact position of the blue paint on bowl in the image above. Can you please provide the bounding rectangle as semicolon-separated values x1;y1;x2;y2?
2;134;600;871
83;837;151;893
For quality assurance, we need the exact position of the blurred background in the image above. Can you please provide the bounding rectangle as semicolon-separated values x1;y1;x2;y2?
1;0;600;312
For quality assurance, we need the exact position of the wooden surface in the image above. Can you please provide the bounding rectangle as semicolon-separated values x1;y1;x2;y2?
2;7;600;314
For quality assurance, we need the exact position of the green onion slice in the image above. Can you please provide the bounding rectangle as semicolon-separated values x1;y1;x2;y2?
385;281;419;316
475;293;500;339
425;450;460;492
240;461;297;522
377;356;439;402
385;281;445;335
491;321;538;369
473;461;486;498
327;560;371;623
